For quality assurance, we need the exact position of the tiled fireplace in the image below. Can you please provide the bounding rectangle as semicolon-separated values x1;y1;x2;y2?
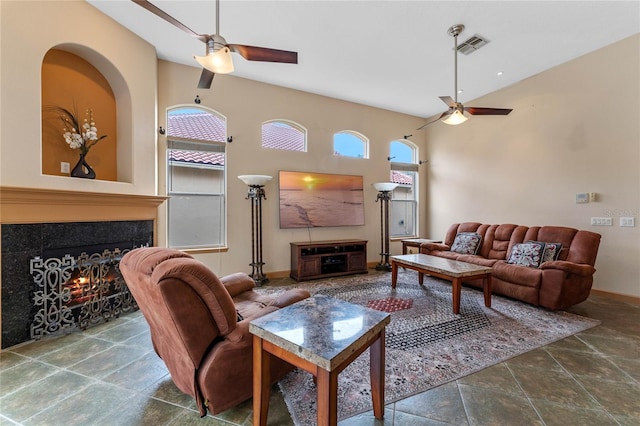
0;186;166;349
1;220;153;348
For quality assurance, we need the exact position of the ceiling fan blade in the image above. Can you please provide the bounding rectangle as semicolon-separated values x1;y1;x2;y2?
417;110;451;130
197;69;215;89
228;44;298;63
439;96;456;107
466;107;513;116
132;0;208;42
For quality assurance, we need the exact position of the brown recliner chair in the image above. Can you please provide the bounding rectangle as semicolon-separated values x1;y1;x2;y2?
119;247;310;416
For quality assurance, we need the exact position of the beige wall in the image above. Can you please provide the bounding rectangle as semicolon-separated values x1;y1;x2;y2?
424;34;640;298
0;0;157;194
2;1;637;299
157;61;426;275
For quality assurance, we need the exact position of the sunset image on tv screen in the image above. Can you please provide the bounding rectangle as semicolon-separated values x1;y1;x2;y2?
279;171;365;228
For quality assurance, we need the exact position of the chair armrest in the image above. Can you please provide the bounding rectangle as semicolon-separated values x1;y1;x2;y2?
224;318;254;344
270;289;311;308
220;272;255;297
539;260;596;276
421;242;450;253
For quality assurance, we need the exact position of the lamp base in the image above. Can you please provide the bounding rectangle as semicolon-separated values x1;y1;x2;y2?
375;263;392;271
250;274;270;286
376;252;392;271
250;262;269;286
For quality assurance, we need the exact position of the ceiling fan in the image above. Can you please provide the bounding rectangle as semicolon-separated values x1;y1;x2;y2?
132;0;298;89
418;24;512;130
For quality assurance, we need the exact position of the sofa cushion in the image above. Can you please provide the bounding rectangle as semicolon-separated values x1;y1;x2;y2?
430;250;463;261
450;232;482;255
493;261;542;288
456;254;500;267
506;242;546;267
523;226;577;261
480;224;527;260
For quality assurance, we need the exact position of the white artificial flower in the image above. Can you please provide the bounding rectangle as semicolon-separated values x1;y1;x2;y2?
56;106;106;153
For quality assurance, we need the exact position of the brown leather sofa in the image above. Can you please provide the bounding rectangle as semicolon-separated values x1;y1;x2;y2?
119;247;310;416
420;222;601;310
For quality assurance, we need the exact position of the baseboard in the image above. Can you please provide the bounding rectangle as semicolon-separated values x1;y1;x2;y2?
267;270;292;279
591;289;640;305
268;263;384;280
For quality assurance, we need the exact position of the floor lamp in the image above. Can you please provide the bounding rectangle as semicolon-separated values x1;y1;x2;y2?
374;182;398;271
238;175;272;286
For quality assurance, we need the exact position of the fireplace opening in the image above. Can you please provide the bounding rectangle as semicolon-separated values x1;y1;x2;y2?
2;220;153;348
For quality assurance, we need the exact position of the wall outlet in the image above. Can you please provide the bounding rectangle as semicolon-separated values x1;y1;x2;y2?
590;217;612;226
620;217;635;227
60;162;70;173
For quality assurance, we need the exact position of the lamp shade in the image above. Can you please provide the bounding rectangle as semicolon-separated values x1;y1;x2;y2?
373;182;399;192
238;175;272;186
442;109;468;125
194;46;234;74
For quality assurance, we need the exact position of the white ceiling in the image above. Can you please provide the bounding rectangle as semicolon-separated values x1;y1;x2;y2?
87;0;640;119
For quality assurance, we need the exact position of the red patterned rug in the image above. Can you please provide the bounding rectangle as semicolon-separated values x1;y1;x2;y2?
366;296;413;313
260;270;600;425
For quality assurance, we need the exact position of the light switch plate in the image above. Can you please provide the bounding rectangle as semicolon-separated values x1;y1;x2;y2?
591;217;613;226
620;217;635;227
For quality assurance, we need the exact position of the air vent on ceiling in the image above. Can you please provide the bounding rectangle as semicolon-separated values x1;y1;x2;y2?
457;34;490;55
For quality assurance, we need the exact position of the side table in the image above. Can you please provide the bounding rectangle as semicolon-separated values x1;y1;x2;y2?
250;295;391;425
401;238;442;255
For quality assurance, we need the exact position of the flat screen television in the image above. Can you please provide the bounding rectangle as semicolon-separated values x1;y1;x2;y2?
279;170;365;228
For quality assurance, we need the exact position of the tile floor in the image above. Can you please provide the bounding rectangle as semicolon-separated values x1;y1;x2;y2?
1;276;639;425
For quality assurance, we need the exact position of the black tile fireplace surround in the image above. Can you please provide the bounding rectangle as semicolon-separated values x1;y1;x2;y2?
1;220;153;349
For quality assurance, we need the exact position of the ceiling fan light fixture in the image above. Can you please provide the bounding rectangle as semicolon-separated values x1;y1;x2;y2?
194;37;234;74
442;108;468;125
195;46;234;74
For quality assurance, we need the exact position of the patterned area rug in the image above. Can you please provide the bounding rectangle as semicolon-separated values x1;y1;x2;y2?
263;270;600;425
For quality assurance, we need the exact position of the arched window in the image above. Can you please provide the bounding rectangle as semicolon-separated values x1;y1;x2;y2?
261;120;306;151
166;107;227;249
389;139;419;238
333;131;369;158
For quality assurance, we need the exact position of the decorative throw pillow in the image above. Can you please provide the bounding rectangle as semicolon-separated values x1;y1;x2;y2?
450;232;482;255
527;241;563;264
507;242;546;267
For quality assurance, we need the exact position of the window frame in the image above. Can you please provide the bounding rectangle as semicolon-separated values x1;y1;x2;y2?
165;106;228;251
389;139;419;239
333;130;369;159
261;119;307;152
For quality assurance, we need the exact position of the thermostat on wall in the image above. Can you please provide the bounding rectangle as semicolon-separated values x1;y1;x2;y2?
576;193;589;204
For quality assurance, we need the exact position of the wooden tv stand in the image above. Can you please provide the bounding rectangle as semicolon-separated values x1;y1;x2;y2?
290;239;368;281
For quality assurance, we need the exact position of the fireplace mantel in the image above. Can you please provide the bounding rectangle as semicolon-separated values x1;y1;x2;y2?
1;186;165;348
0;186;166;226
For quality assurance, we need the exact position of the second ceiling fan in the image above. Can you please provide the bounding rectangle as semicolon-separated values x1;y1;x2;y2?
418;24;512;130
133;0;298;89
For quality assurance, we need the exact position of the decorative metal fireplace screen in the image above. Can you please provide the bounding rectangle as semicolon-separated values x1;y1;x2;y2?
30;248;138;339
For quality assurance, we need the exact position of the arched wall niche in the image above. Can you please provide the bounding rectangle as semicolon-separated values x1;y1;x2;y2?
41;43;133;183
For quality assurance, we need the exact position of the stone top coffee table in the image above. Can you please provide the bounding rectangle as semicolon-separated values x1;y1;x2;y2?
390;253;493;314
249;295;390;426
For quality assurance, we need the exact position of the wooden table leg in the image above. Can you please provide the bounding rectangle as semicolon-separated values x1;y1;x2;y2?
253;335;271;426
370;330;385;419
483;274;492;307
316;368;339;426
418;271;424;285
452;278;461;314
391;261;398;289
